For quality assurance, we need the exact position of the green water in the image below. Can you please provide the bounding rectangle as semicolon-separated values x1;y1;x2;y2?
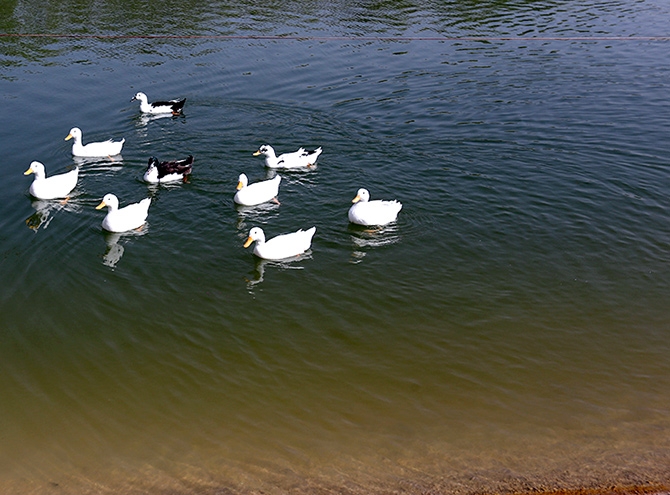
1;1;669;493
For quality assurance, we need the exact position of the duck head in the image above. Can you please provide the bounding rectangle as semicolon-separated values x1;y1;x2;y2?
244;227;265;248
253;144;275;157
96;193;119;211
146;156;159;171
131;92;148;103
64;127;82;143
352;188;370;203
24;161;45;178
237;173;248;190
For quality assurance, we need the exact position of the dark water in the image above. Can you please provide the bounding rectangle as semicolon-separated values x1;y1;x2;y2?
1;1;669;493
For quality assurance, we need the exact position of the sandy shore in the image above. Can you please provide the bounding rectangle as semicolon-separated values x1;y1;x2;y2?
26;480;670;495
4;443;669;495
11;465;669;495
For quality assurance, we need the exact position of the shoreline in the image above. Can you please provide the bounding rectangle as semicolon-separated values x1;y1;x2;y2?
6;468;669;495
526;488;670;495
4;444;670;495
31;481;670;495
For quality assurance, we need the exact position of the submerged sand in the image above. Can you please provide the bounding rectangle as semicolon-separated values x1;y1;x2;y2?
5;446;669;495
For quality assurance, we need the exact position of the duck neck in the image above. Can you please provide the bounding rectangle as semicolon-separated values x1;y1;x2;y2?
146;167;158;182
265;149;278;167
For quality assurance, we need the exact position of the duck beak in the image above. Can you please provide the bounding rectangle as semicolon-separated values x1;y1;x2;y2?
252;150;261;156
236;181;244;190
65;133;73;141
130;96;137;102
95;201;106;210
352;194;361;203
243;236;254;248
23;168;34;176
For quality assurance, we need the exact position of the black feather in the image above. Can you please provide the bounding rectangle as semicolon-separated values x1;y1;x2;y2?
150;98;186;113
149;155;194;179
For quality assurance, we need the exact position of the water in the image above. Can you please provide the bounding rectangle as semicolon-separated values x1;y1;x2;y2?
1;1;669;493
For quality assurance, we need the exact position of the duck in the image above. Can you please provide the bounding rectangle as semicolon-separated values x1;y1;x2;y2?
243;226;316;260
348;188;402;226
131;92;186;115
95;193;151;232
144;155;194;183
253;144;322;169
65;127;125;157
23;161;78;200
234;173;281;206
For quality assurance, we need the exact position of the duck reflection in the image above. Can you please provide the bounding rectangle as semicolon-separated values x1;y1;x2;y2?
72;155;124;171
25;199;55;231
234;201;281;232
245;254;312;290
143;178;186;198
348;223;401;263
100;228;147;269
135;112;183;129
25;197;81;232
102;232;125;268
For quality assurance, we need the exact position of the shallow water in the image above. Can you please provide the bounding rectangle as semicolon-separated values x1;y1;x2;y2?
1;1;669;493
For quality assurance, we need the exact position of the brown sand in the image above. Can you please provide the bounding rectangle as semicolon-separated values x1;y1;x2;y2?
10;456;669;495
4;438;669;495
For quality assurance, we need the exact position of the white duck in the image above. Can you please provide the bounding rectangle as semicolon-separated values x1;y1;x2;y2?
243;226;316;260
348;188;402;226
253;144;322;169
95;193;151;232
131;92;186;115
65;127;125;157
234;173;281;206
24;161;78;200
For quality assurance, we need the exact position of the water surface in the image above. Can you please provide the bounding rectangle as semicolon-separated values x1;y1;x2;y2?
1;1;669;493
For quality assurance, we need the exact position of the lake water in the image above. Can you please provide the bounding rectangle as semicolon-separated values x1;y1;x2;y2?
1;1;669;493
